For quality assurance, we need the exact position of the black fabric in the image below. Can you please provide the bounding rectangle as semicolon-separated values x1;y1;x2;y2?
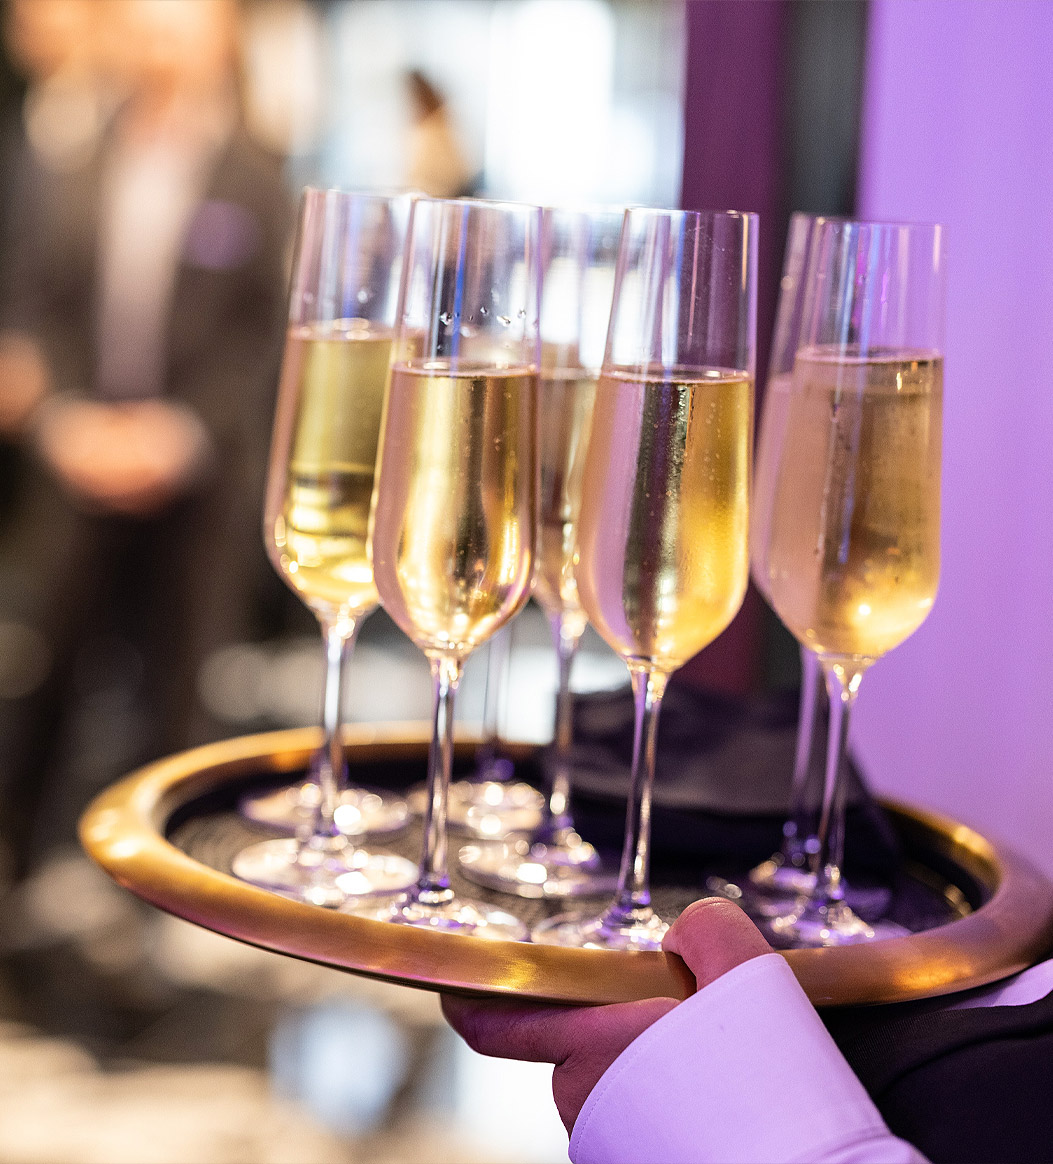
559;675;901;877
827;987;1053;1163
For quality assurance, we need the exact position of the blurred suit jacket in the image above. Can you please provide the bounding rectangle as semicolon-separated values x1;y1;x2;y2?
0;112;294;873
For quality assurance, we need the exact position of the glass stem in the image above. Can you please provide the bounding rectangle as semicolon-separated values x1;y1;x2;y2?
474;625;513;783
538;614;582;843
781;646;822;864
304;616;359;852
416;654;463;905
610;667;668;920
809;662;864;908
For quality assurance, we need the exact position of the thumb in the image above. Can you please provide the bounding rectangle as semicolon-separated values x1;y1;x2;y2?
662;896;773;989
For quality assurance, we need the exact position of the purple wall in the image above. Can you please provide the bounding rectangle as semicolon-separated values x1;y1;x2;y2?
853;0;1053;872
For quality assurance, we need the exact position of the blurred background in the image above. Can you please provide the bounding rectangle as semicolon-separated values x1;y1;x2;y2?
0;0;1047;1161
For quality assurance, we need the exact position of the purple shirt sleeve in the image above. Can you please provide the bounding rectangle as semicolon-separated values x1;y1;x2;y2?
569;953;928;1164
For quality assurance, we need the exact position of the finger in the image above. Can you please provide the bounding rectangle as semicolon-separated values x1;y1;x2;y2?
441;994;587;1065
662;896;772;987
441;993;678;1068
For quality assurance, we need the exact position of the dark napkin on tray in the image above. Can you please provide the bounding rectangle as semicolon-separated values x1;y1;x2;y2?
551;677;901;877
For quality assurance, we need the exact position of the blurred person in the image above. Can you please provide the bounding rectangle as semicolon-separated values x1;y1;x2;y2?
404;68;476;198
0;0;293;885
0;0;118;527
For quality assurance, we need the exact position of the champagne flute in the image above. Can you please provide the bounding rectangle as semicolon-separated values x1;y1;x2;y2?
239;187;414;839
459;204;623;897
707;214;828;908
534;207;757;949
765;217;945;946
232;188;417;907
352;197;541;938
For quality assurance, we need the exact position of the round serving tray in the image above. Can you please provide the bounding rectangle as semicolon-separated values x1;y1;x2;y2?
79;725;1053;1008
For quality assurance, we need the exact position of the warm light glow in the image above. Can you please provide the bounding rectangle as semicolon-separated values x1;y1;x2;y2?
517;863;548;885
477;813;503;837
333;803;363;832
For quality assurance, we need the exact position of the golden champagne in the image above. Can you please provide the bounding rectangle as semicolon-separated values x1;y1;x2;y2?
533;367;598;638
749;370;793;603
766;349;943;662
369;364;538;656
576;367;752;672
268;322;392;618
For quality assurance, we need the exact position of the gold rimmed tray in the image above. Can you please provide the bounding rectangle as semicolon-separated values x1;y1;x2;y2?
79;725;1053;1008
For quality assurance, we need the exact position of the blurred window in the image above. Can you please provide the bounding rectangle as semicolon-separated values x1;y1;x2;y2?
251;0;686;208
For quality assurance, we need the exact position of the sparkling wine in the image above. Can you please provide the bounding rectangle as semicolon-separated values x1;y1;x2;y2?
533;367;598;637
576;367;752;672
267;322;392;618
766;348;943;662
370;363;538;656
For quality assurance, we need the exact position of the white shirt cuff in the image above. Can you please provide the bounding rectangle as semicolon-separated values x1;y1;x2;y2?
569;952;928;1164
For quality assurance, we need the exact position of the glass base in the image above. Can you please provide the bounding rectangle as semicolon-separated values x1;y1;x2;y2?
457;834;619;899
239;782;410;837
708;864;893;923
231;837;417;908
769;898;910;947
749;856;817;896
349;889;529;941
705;870;814;920
406;779;544;838
531;903;669;951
